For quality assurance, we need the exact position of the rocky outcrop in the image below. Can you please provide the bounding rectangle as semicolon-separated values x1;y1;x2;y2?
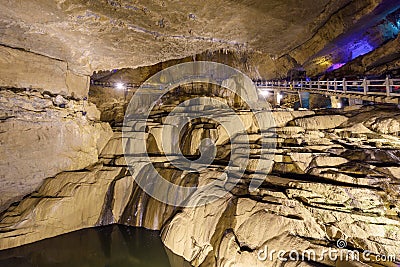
0;45;89;98
161;105;400;266
1;2;400;266
0;165;122;249
1;99;400;267
89;85;127;124
327;35;400;78
0;89;112;212
292;114;348;130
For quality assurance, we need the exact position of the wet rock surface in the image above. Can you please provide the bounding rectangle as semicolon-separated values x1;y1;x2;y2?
1;99;399;267
1;1;400;265
160;105;400;266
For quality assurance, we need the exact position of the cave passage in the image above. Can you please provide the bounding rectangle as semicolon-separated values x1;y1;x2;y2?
1;1;400;266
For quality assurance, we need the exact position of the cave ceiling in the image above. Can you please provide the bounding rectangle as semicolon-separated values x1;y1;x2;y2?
0;0;398;77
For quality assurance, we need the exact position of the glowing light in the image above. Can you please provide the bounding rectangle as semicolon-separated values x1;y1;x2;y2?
337;102;342;109
327;63;346;72
259;90;271;97
379;19;400;41
115;82;125;90
350;40;374;60
277;93;283;104
315;57;331;66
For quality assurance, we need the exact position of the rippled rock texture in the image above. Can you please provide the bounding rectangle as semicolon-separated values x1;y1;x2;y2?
1;93;400;266
161;105;400;266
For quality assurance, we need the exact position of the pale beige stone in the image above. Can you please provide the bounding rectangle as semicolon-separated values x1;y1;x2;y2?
294;115;348;130
0;90;113;212
0;46;88;98
313;156;348;167
0;167;122;250
112;174;134;222
161;195;232;265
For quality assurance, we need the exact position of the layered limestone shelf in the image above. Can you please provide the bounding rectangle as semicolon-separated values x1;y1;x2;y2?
0;89;112;212
1;99;399;266
161;105;400;266
1;2;400;266
0;46;90;98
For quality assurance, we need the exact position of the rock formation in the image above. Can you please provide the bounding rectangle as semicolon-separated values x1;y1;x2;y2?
161;104;400;266
0;89;112;212
1;0;398;79
1;84;399;266
1;1;400;266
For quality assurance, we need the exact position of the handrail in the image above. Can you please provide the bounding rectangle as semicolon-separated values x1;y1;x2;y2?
91;77;400;98
257;77;400;98
90;75;226;89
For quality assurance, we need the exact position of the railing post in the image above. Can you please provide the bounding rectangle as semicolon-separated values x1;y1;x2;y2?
326;79;329;91
334;78;337;92
317;79;320;91
363;77;367;95
343;78;346;93
386;75;391;96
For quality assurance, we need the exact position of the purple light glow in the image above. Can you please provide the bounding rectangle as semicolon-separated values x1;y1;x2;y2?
350;40;375;60
327;63;346;72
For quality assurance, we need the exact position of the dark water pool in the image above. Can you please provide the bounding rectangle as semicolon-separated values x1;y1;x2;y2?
0;225;188;267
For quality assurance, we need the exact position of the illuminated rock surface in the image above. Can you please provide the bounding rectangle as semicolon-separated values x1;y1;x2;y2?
1;100;399;266
0;1;400;266
0;89;112;212
1;0;399;79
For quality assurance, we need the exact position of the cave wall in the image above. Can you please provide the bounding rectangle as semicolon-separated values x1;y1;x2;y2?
1;2;400;266
298;1;400;77
0;45;90;98
1;101;400;267
0;46;112;213
327;35;400;78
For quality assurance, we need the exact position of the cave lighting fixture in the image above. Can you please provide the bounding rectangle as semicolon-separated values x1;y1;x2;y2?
259;90;271;98
115;82;126;90
277;93;283;101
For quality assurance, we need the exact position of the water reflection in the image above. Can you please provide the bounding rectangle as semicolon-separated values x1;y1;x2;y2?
0;225;176;267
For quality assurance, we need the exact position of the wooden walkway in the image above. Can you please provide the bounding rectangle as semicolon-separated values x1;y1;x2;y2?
257;78;400;104
91;77;400;104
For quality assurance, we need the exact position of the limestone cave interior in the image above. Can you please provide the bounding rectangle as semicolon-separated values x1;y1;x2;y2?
1;0;400;266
